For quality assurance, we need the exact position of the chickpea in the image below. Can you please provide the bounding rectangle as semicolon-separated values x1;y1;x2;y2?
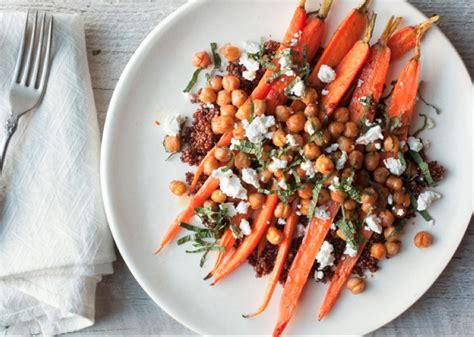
216;89;232;106
222;75;240;91
318;188;330;204
330;189;346;203
274;202;291;219
249;192;265;209
344;199;357;211
355;170;371;188
203;199;217;211
414;231;433;248
290;99;306;112
341;167;353;179
295;166;306;179
275;105;292;122
393;190;405;205
315;154;334;175
304;103;319;117
233;122;246;140
219;43;240;62
192;50;211;68
374;167;390;184
370;243;387;260
208;75;223;91
220;104;237;118
328;121;345;139
211;115;234;134
384;135;400;153
261;144;272;162
361;202;373;214
334;107;349;123
299;199;311;216
266;226;284;245
364;152;380;171
286;113;306;133
253;99;266;116
199;87;217;104
336;228;346;241
384;226;400;242
365;142;379;152
203;156;219;175
348;150;364;169
344;121;359;138
214;147;232;162
272;129;287;148
235;151;251;170
236;102;251;121
291;134;304;147
169;180;187;196
379;210;395;227
304;117;320;135
211;189;227;203
303;143;321;160
314;130;331;147
338;136;355;153
347;277;366;294
163;135;181;153
386;175;403;191
259;169;273;184
230;89;247;108
301;87;318;104
361;187;378;204
385;241;401;257
298;183;313;199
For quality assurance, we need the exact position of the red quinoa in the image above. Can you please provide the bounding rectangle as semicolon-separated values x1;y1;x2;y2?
185;172;209;194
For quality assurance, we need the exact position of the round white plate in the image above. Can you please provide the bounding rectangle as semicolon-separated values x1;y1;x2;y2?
101;0;473;335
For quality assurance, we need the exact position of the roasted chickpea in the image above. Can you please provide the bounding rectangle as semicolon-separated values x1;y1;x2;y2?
304;103;319;117
298;183;313;199
266;226;284;245
341;167;353;179
303;143;321;160
222;75;240;91
274;202;291;219
343;121;359;138
355;169;371;188
299;199;311;216
384;135;400;153
233;122;246;140
370;243;387;260
192;50;211;68
211;189;227;203
208;75;223;91
365;142;379;152
330;189;346;203
304;117;321;135
364;152;380;171
219;43;240;61
374;167;390;184
220;104;237;118
236;102;251;121
163;135;181;153
211;115;234;134
334;107;349;123
338;136;355;153
286;113;306;133
328;121;345;138
230;89;247;107
385;241;401;257
214;147;232;162
199;87;217;104
393;190;405;205
291;134;304;147
203;156;218;175
348;150;364;169
275;105;291;122
301;87;318;104
347;277;366;294
290;99;306;112
249;192;265;209
386;175;403;191
414;231;433;248
315;154;334;175
203;199;217;211
235;151;251;170
314;130;331;147
216;89;232;106
253;99;266;116
259;169;273;184
379;210;395;227
344;199;357;211
272;129;287;148
361;187;378;205
318;188;330;204
169;180;187;196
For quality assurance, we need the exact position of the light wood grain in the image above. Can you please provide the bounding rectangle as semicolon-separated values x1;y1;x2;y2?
1;0;472;335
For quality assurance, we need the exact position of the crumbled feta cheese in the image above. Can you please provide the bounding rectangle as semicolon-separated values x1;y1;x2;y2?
358;96;369;105
318;64;336;83
364;214;382;234
329;176;340;192
269;158;288;171
279;53;292;69
357;79;364;88
427;219;435;226
278;218;286;225
290;30;302;47
399;81;404;87
236;201;249;215
286;134;298;147
163;114;185;136
375;143;382;150
212;168;248;199
290;77;305;97
395;208;405;217
321;89;329;96
296;210;302;216
239;219;252;236
242;115;276;144
400;140;406;148
242;70;256;81
300;160;316;178
325;143;339;153
243;41;260;54
387;194;393;205
315;270;324;280
314;206;331;220
422;139;431;149
407;136;423;152
239;53;260;81
295;224;306;238
229;138;241;150
316;241;335;269
336;151;347;170
417;190;442;211
344;244;357;257
306;122;316;135
330;223;336;230
427;118;435;129
183;92;191;100
383;157;406;176
241;168;260;188
356;125;384;145
278;179;288;190
223;203;237;217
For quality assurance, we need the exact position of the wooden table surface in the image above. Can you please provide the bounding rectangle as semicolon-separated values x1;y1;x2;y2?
1;1;472;335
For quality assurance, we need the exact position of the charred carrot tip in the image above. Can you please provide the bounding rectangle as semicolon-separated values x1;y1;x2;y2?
203;272;213;280
357;0;372;13
210;282;216;286
318;0;334;20
154;120;161;126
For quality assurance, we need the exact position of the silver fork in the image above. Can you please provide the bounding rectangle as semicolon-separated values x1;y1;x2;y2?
1;11;54;173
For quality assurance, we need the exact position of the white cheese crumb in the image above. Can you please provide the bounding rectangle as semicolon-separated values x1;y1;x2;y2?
306;122;316;135
277;218;286;225
427;118;436;129
321;89;329;96
314;206;331;220
395;208;405;217
427;219;435;226
223;203;237;217
344;244;358;257
242;70;256;81
364;214;382;234
316;241;335;269
163;114;185;136
290;30;302;47
330;223;336;230
243;41;260;54
336;151;348;170
241;168;260;189
236;201;249;215
375;143;382;150
318;64;336;83
286;134;298;147
296;210;302;216
324;143;339;153
278;179;288;190
417;190;442;211
315;270;325;280
269;158;288;172
407;136;423;152
239;52;260;81
295;224;306;238
387;194;393;205
229;138;241;150
357;79;364;88
242;115;276;144
300;160;316;178
383;157;406;176
356;125;384;145
329;176;340;192
212;168;248;199
239;219;252;236
290;77;305;98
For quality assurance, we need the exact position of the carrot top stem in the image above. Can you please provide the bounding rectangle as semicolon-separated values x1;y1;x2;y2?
299;0;306;8
379;16;402;44
416;15;440;36
363;13;377;43
318;0;334;20
414;29;422;60
357;0;372;13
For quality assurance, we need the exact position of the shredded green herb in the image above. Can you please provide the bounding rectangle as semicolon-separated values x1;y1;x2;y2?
417;86;441;114
210;42;221;69
398;151;407;168
307;179;323;219
387;219;408;240
267;70;286;83
232;139;264;162
336;218;361;251
409;151;435;186
183;67;205;93
410;194;433;222
412;113;429;137
335;171;362;203
358;96;373;130
381;79;398;101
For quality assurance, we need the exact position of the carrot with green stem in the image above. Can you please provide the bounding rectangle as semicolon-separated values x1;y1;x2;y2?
272;201;340;336
349;16;402;123
243;200;299;318
309;0;372;87
388;15;439;61
211;194;279;285
320;14;376;120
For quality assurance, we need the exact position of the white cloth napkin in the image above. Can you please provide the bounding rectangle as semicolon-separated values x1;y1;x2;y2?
0;13;116;335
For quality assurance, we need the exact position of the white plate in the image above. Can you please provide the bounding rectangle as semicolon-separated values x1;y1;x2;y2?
101;0;473;335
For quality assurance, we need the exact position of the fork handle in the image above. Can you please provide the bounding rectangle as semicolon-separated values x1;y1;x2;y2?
0;114;19;174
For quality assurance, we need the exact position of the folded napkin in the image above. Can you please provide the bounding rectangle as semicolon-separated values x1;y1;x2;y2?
0;13;115;335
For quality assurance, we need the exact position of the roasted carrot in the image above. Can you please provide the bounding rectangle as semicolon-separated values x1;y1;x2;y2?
318;229;372;320
212;194;279;285
155;176;221;254
349;16;402;123
244;200;299;318
320;14;376;120
309;0;371;87
388;15;439;61
272;201;340;336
